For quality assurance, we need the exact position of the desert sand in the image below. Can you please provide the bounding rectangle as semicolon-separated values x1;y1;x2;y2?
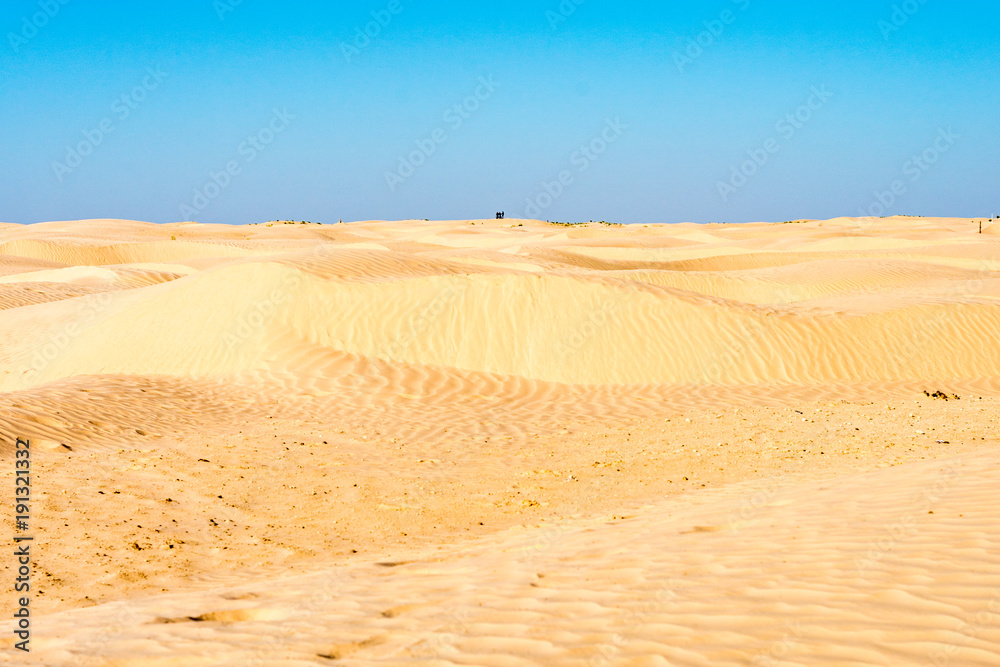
1;215;999;665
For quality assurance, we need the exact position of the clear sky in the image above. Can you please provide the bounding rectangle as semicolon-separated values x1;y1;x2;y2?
2;0;998;225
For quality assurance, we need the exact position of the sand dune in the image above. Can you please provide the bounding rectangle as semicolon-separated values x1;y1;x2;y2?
1;218;998;390
1;216;999;665
7;448;1000;666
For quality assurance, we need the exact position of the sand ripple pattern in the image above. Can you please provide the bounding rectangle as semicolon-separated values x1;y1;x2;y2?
1;216;999;453
4;450;999;666
0;217;998;391
2;217;1000;664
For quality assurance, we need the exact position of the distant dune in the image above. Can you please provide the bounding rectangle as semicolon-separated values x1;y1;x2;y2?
2;217;999;392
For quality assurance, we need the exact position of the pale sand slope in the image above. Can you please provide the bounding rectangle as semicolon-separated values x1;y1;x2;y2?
1;217;999;391
8;449;1000;666
0;216;999;665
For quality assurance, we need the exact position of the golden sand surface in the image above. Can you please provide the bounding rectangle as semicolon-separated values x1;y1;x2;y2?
1;216;998;665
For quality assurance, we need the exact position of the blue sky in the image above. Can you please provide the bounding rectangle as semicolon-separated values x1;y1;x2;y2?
1;0;997;225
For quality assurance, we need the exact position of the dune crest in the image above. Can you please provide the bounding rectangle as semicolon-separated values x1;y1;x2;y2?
0;217;998;390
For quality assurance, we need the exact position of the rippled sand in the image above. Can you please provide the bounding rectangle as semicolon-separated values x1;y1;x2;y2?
1;216;998;665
